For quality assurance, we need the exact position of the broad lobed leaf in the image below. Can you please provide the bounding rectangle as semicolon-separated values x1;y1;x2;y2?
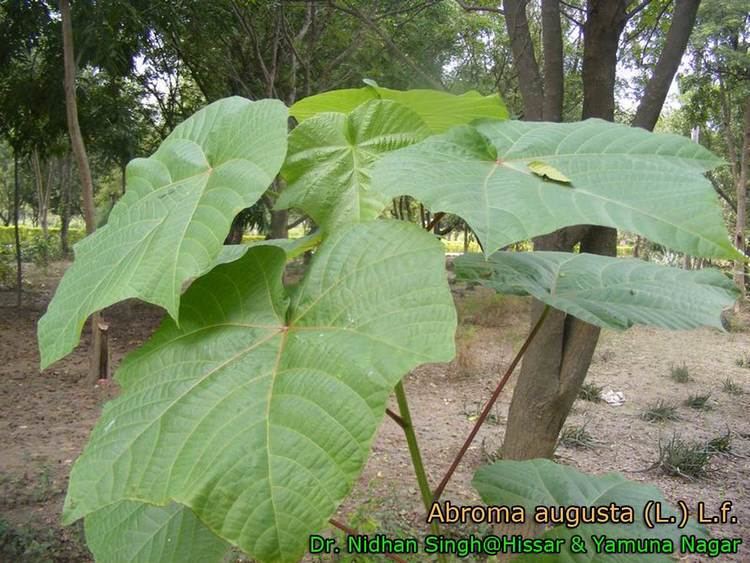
85;501;229;563
289;81;508;133
372;118;740;259
37;97;289;369
455;251;737;330
277;99;430;231
64;220;456;562
474;459;707;563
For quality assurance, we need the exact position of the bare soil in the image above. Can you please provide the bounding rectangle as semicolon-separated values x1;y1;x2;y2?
1;264;748;562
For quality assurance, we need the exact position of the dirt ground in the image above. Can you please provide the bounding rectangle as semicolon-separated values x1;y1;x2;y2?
1;262;748;562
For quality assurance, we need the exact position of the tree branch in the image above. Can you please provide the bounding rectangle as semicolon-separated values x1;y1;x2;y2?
328;0;445;89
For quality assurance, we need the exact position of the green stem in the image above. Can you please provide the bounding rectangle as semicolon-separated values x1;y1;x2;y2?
393;381;443;541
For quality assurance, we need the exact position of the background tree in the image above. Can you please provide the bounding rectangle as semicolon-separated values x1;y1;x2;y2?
452;0;706;459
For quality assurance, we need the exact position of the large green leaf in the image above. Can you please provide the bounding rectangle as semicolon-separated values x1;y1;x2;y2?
63;220;456;563
277;100;430;231
455;251;737;330
85;501;229;563
37;97;288;369
289;82;508;133
473;459;707;562
372;119;740;259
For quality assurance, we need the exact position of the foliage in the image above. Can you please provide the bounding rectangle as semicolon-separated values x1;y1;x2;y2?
456;251;737;330
36;90;737;561
373;118;740;258
290;80;508;132
38;97;289;368
474;459;705;561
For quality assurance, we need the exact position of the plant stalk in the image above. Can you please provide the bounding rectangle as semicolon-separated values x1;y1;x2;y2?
393;381;443;542
432;304;551;502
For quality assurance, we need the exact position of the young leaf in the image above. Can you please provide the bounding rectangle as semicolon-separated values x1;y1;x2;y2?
373;119;740;259
277;100;430;231
85;501;229;563
290;82;508;133
63;220;456;563
455;251;737;330
37;97;288;369
473;459;707;563
527;160;571;183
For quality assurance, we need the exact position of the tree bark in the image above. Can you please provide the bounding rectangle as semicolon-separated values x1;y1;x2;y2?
735;98;749;301
503;0;544;120
541;0;564;121
632;0;700;131
13;150;22;308
269;209;289;240
61;0;107;382
31;148;51;240
59;153;72;257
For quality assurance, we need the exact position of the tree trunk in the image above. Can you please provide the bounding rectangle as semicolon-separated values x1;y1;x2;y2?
502;0;700;460
541;0;564;121
269;209;289;240
632;0;701;131
736;98;749;301
61;0;107;382
59;154;72;257
503;0;544;120
13;151;22;308
224;214;245;244
31;148;51;240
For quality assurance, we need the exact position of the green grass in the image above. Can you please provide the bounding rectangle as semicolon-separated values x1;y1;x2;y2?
722;378;745;396
641;400;680;423
683;393;712;411
669;364;690;383
656;434;711;479
578;382;604;403
559;424;597;449
705;431;732;455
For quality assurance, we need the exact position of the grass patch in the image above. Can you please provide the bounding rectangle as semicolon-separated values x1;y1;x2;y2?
656;434;711;479
641;400;680;423
722;378;745;396
735;354;750;369
558;424;597;450
706;430;732;455
669;363;690;383
578;382;604;403
683;393;712;411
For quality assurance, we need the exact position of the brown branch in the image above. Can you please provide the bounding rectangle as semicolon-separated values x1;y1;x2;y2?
385;408;406;429
626;0;653;19
432;305;552;503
